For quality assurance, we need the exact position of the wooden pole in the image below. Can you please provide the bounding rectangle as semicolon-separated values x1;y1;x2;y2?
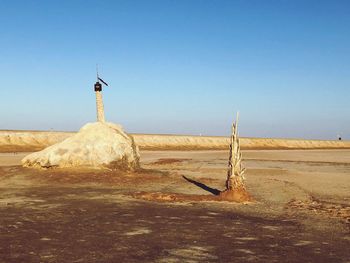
95;91;105;123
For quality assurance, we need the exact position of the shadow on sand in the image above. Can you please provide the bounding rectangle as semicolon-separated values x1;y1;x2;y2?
182;175;221;196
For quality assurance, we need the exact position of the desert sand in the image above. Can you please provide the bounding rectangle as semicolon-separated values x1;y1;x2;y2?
0;148;349;262
1;130;350;152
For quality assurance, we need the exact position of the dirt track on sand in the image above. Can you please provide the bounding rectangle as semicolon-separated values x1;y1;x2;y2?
0;150;349;262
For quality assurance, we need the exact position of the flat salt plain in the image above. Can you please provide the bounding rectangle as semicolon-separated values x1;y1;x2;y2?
0;149;349;262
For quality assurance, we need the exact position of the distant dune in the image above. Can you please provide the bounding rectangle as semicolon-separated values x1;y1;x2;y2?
132;134;350;150
0;130;349;152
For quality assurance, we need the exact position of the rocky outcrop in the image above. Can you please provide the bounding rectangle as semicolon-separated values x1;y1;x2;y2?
22;122;139;170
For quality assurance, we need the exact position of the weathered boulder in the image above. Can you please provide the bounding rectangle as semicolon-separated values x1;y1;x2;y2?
22;122;140;170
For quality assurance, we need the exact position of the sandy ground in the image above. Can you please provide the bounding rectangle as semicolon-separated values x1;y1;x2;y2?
1;130;350;152
0;150;349;262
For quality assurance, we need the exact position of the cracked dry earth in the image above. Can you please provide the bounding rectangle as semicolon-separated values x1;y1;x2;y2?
0;149;350;262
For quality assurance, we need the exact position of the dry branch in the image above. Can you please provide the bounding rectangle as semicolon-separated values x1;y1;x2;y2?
225;112;246;190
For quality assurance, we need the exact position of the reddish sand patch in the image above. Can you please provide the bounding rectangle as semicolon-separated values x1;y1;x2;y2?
130;192;219;202
219;188;253;202
130;189;252;203
151;158;191;165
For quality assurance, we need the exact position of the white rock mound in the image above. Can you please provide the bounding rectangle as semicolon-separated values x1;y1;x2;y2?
22;122;140;170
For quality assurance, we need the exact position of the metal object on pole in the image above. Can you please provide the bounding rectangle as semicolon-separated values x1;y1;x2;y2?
93;65;108;122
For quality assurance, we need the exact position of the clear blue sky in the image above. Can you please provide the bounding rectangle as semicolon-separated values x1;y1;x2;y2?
0;0;349;139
